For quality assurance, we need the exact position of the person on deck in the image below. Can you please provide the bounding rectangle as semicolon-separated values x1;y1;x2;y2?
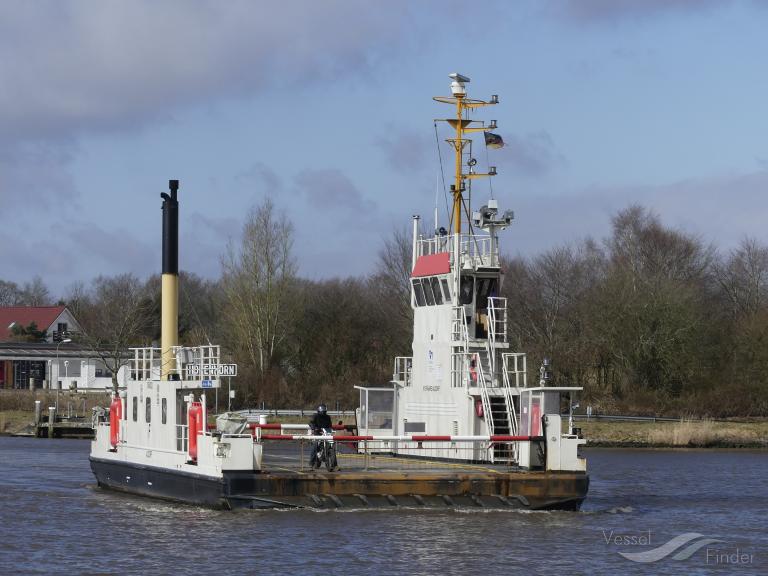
308;404;333;468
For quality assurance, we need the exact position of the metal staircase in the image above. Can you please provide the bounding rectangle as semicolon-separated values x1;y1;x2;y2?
451;300;522;464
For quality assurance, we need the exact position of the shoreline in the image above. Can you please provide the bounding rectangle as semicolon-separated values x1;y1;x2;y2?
585;440;767;449
578;418;768;450
2;409;766;449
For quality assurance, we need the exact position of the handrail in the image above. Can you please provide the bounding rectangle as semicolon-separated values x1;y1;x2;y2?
392;356;413;386
473;351;494;438
487;297;507;347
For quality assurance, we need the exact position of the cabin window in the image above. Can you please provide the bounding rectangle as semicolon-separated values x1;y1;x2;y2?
430;277;443;305
132;397;137;422
412;279;426;307
441;278;451;302
459;276;474;305
161;398;167;424
423;278;435;306
404;421;426;433
146;397;151;423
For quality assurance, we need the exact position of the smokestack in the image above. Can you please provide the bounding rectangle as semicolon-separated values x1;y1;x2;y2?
160;179;179;380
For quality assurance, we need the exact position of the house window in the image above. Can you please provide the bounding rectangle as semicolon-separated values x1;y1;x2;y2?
146;397;151;423
132;397;137;422
57;322;68;334
161;398;167;424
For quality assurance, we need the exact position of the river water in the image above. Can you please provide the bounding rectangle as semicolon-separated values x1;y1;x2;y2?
0;437;765;575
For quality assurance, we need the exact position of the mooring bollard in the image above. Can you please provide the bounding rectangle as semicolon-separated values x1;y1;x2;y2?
48;407;56;439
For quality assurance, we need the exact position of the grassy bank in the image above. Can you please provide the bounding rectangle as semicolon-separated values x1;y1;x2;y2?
581;419;768;448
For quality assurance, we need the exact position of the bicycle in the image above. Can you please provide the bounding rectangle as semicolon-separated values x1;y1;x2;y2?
310;428;338;471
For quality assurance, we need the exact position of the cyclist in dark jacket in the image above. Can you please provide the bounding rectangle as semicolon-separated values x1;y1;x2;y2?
309;404;334;469
309;404;332;433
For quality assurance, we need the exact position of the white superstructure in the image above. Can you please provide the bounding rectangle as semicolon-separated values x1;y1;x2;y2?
356;74;586;470
91;345;261;483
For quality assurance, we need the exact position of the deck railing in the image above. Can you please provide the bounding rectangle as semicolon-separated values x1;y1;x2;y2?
128;345;222;381
255;432;538;470
416;233;499;268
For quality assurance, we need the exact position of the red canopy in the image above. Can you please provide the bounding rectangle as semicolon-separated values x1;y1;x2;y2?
411;252;450;277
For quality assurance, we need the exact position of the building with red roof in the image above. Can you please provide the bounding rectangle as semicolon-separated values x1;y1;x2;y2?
0;306;80;342
0;307;124;390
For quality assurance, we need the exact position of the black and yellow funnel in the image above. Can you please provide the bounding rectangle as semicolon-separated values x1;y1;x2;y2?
160;179;179;380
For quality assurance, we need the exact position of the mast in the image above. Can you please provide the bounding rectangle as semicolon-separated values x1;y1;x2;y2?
433;73;499;235
434;73;500;301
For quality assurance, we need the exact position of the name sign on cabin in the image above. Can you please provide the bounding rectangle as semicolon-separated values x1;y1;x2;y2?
185;363;238;378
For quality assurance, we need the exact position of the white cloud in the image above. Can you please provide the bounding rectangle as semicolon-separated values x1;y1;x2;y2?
0;1;415;141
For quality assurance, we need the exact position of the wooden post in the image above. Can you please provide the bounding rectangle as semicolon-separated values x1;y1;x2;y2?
47;406;56;439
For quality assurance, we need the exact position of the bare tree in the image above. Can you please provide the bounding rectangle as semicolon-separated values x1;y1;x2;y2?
68;274;154;394
221;199;297;386
0;280;24;306
369;226;413;349
714;238;768;318
20;276;52;306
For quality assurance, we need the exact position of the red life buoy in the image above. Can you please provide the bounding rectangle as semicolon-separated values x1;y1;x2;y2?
109;396;122;448
475;398;484;418
188;401;203;461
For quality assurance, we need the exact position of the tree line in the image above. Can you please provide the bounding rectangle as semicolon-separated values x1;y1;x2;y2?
4;201;766;416
503;205;768;417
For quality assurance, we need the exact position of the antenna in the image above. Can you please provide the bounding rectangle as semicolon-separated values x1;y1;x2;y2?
434;172;440;234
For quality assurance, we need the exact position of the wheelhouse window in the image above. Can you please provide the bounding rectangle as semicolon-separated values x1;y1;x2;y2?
414;275;453;306
430;277;443;305
145;397;151;423
132;397;137;422
423;279;435;306
441;278;451;302
412;279;426;307
161;398;167;424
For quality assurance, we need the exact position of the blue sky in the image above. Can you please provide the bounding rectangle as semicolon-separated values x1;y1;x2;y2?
2;0;768;296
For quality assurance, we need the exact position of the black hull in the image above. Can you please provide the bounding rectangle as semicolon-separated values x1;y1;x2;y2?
91;457;588;511
90;457;228;508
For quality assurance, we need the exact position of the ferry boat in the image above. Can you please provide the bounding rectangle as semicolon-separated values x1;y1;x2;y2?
90;73;589;510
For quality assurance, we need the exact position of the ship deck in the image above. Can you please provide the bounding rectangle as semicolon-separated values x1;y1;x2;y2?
260;440;518;474
219;441;588;510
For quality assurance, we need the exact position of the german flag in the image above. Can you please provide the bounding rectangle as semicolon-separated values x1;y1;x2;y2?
484;132;504;149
